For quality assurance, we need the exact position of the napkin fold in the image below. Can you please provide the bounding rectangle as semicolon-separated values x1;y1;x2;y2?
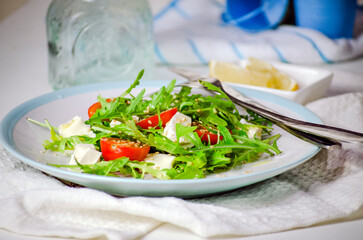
1;91;363;239
150;0;363;65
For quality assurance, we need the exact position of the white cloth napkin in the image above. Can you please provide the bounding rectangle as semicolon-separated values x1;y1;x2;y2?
1;91;363;239
150;0;363;65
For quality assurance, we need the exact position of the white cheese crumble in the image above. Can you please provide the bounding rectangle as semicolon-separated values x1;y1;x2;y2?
110;119;121;128
132;115;139;122
163;112;191;143
69;144;101;165
144;153;176;170
58;116;96;138
240;118;262;139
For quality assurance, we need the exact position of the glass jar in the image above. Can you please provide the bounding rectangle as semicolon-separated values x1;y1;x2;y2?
46;0;154;90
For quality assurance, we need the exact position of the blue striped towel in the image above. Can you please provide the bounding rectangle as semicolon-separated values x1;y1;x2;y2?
150;0;363;65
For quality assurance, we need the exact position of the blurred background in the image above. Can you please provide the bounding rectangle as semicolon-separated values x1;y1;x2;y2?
1;0;363;116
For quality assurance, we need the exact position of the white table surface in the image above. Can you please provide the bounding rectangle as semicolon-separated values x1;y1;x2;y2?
1;1;363;239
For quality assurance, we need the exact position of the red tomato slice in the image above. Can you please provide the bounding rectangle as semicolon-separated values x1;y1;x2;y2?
136;107;178;129
195;125;223;145
100;137;150;161
88;98;113;118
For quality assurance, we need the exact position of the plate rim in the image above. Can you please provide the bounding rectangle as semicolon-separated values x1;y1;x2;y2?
0;80;321;186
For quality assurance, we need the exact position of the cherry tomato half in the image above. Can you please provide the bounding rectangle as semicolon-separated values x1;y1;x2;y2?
195;125;223;145
88;98;113;118
100;137;150;161
136;107;178;129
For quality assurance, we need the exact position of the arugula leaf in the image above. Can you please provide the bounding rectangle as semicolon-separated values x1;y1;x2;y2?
126;89;145;114
199;80;229;99
206;149;232;171
119;70;143;98
173;164;204;179
175;124;202;148
51;157;172;180
146;133;186;155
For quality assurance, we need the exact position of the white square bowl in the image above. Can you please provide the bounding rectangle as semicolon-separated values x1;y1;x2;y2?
228;60;333;104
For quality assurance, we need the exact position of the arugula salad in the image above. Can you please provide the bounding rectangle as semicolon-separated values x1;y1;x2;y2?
30;70;281;180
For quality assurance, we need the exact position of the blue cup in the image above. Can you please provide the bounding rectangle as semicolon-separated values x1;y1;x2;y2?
222;0;289;32
294;0;357;39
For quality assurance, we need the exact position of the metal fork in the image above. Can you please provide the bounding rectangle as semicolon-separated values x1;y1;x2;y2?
173;79;340;149
169;68;363;148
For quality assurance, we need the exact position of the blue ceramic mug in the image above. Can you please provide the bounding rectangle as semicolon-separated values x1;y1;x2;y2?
294;0;357;39
222;0;289;32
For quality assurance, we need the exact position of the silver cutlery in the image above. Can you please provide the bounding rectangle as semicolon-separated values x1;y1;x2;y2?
169;67;363;148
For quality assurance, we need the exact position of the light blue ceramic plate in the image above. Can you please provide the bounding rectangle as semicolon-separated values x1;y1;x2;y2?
0;80;321;198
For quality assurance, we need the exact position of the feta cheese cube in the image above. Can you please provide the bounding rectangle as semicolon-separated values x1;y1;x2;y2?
132;115;139;122
163;112;191;143
110;119;121;128
240;118;262;139
69;144;101;165
58;116;96;138
144;153;176;170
